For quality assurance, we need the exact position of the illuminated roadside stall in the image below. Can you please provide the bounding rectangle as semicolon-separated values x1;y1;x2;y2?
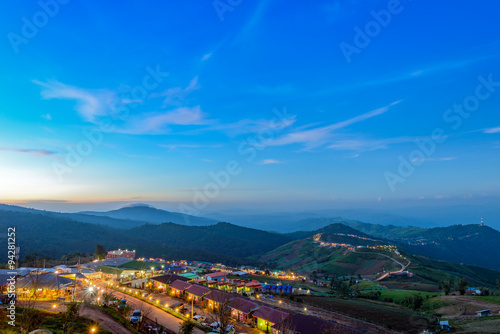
17;273;79;300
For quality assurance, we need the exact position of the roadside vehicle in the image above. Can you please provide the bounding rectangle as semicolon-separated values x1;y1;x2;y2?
193;315;206;323
130;309;143;324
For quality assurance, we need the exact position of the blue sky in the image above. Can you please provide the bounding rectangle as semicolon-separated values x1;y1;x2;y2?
1;0;499;212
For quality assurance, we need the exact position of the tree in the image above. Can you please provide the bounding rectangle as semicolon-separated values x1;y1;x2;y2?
95;245;107;260
440;279;453;295
208;292;234;334
458;278;468;295
178;319;195;334
62;302;81;333
402;294;423;310
497;279;500;291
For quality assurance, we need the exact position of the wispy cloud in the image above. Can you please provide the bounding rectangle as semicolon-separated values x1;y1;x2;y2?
117;106;211;135
41;113;52;120
259;159;282;165
206;115;297;137
201;53;212;61
484;126;500;134
269;101;401;149
0;147;56;156
412;157;456;163
33;80;118;123
151;76;200;107
319;56;490;95
160;143;222;150
33;78;209;135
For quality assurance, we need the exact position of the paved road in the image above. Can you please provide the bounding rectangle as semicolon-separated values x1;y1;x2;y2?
352;249;410;281
97;282;204;334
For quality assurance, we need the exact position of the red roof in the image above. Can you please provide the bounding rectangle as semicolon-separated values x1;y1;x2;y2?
253;306;290;324
169;279;192;291
204;290;233;304
245;282;262;287
151;274;189;285
228;298;259;314
207;280;217;284
206;272;229;278
185;284;210;297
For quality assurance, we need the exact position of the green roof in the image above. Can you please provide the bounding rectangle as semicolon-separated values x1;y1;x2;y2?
117;260;154;270
179;273;200;279
97;266;124;275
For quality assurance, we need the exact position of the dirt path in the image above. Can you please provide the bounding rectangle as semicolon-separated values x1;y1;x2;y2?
436;296;500;317
33;301;134;334
80;306;135;334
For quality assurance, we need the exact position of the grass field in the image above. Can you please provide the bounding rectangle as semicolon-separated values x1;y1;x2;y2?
378;290;442;303
449;315;500;333
301;296;436;334
473;296;500;305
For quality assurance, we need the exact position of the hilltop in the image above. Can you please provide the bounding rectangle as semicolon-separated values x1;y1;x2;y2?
260;232;500;288
0;210;286;265
80;204;216;226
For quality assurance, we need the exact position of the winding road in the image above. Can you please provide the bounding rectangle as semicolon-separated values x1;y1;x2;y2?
96;282;204;334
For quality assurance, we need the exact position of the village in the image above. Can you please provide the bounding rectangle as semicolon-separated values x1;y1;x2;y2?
1;249;360;334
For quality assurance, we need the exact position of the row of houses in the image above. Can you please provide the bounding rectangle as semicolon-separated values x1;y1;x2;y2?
144;275;360;334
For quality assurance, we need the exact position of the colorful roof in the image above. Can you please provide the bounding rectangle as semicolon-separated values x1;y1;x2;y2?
204;289;232;304
151;274;189;285
179;273;199;279
228;298;259;314
97;266;124;275
206;272;229;278
185;284;210;297
169;279;192;291
17;273;78;290
117;260;153;270
253;306;290;324
245;282;262;287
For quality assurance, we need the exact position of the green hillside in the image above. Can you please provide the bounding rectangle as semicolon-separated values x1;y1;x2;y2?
261;235;500;287
261;239;401;277
401;224;500;271
0;211;267;265
287;219;500;271
126;222;293;257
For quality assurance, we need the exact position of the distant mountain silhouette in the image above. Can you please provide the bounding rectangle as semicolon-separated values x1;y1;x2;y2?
80;204;216;226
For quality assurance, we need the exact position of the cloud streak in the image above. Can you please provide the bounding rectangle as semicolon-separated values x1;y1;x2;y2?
484;126;500;134
0;148;57;156
269;101;401;149
33;80;117;123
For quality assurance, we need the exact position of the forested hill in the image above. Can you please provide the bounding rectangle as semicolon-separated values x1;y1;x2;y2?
0;210;288;265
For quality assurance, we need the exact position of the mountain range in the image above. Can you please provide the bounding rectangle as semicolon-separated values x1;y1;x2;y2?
1;203;500;274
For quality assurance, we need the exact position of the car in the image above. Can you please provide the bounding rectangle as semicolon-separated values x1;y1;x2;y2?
130;310;143;324
192;315;206;323
178;307;189;314
225;325;235;334
209;322;221;331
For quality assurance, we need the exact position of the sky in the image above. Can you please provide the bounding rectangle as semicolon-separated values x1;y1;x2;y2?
0;0;499;214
